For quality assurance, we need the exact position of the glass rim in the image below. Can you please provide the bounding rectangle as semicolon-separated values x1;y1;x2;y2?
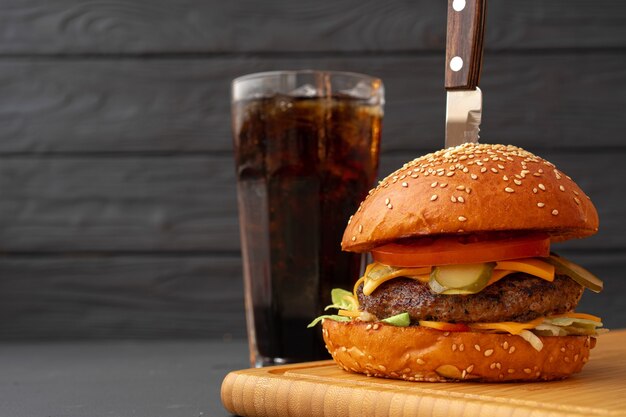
232;69;383;86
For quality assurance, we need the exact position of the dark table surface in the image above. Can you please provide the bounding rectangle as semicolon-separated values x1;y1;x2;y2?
0;339;250;417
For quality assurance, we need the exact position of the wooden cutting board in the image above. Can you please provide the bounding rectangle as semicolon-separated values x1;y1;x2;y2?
221;329;626;417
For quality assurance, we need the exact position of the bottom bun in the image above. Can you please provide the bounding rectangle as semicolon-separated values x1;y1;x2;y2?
322;320;596;382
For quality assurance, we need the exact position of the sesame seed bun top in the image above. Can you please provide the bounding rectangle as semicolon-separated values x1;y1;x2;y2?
341;143;599;252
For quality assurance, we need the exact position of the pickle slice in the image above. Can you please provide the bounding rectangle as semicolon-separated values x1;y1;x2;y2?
429;262;495;294
546;253;603;293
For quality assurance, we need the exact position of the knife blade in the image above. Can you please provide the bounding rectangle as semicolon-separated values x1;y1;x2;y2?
445;0;487;148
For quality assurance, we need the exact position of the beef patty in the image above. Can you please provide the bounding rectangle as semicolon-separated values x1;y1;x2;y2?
357;273;583;323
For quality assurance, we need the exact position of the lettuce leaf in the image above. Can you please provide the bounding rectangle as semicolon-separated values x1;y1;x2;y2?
307;315;350;328
324;288;358;312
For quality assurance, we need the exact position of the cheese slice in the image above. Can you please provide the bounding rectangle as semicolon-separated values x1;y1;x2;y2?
469;317;545;335
361;264;431;296
356;258;556;298
486;270;515;286
495;258;555;281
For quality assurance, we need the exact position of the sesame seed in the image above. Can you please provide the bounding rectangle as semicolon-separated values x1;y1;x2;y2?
466;187;471;194
474;344;481;352
466;365;474;373
452;344;457;351
463;167;469;173
533;172;541;177
574;197;581;205
564;357;570;363
458;196;465;203
552;209;559;216
508;369;515;374
456;185;465;191
372;324;379;330
509;346;516;354
366;324;372;330
458;216;467;222
446;171;455;177
480;167;487;173
484;349;494;357
498;164;505;170
431;182;438;188
438;171;445;176
490;363;496;370
471;174;478;180
538;183;546;191
503;341;509;350
440;183;448;188
351;236;356;241
431;194;438;201
417;358;425;365
385;198;390;205
533;188;538;194
402;182;408;187
573;190;579;196
496;363;501;369
505;187;515;193
461;370;467;379
574;354;579;362
379;365;387;371
358;224;363;233
451;196;457;203
514;179;522;186
524;368;532;374
387;204;393;209
459;344;465;351
503;175;509;181
491;168;499;173
537;202;545;208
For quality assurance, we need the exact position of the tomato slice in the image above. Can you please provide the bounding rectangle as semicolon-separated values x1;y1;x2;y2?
371;234;550;267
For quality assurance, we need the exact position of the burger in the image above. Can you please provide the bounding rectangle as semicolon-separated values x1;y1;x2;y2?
309;143;605;382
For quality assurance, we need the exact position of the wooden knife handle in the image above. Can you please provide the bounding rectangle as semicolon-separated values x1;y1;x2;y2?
445;0;486;90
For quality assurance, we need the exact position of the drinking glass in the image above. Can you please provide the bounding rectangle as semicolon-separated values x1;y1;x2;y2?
232;70;384;366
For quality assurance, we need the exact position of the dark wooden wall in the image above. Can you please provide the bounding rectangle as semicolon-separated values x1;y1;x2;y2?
1;0;625;339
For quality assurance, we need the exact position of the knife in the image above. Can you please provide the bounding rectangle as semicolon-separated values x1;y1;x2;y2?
445;0;487;148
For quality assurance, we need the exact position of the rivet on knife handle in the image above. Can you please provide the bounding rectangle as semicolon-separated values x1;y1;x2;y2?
445;0;486;90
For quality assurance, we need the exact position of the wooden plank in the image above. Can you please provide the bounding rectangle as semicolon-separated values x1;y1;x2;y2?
0;152;624;253
222;332;626;417
1;1;625;54
0;54;625;153
0;155;238;251
0;254;245;339
0;252;622;339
